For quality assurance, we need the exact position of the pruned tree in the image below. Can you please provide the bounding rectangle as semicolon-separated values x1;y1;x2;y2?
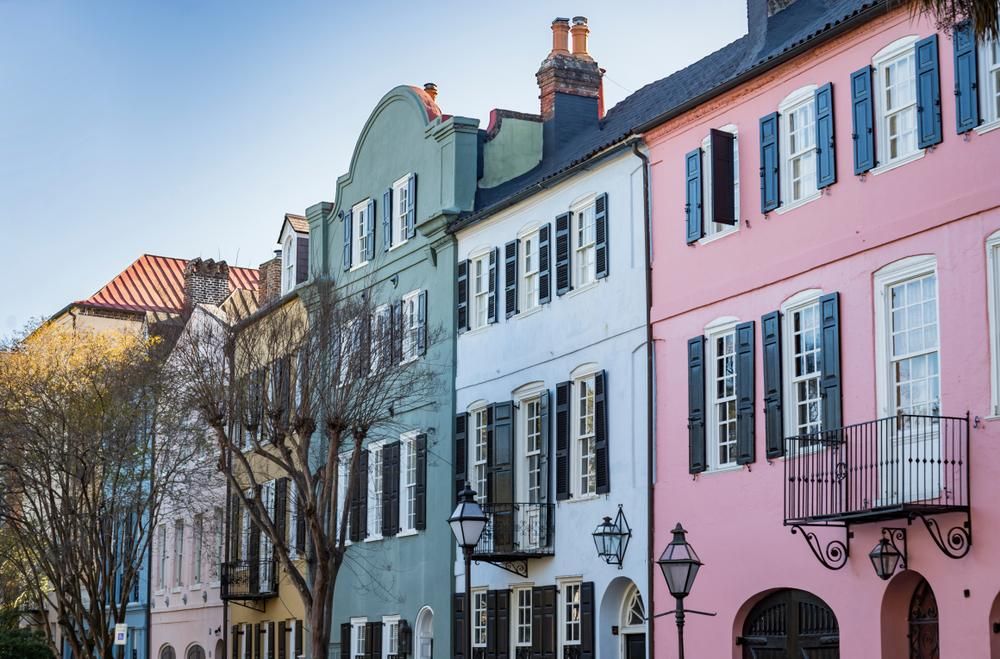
171;278;439;659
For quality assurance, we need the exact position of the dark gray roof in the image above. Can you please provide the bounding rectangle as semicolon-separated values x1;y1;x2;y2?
456;0;887;229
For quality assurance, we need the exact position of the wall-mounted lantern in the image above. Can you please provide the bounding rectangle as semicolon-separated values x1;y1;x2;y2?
592;504;632;569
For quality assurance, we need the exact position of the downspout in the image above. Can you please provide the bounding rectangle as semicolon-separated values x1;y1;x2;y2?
631;138;655;659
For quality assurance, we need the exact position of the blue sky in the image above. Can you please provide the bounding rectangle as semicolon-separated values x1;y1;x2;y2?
0;0;746;337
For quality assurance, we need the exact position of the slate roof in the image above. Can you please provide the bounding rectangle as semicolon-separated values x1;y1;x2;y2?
460;0;887;227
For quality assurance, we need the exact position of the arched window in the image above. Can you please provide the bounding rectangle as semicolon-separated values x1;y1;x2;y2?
159;646;176;659
186;647;205;659
623;586;646;628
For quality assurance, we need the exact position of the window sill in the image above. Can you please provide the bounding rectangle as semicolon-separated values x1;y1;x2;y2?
387;239;409;252
871;150;925;176
566;281;599;299
395;529;419;538
700;464;744;476
516;305;543;320
400;354;420;366
171;587;183;594
698;226;739;245
364;535;383;543
563;493;601;504
975;119;1000;136
209;582;221;589
190;584;202;591
462;324;491;338
774;191;821;215
349;262;369;272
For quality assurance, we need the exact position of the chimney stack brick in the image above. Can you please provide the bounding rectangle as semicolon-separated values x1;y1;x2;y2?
183;258;231;308
257;251;283;306
536;16;602;122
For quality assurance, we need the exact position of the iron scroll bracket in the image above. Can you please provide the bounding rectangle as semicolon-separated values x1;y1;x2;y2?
475;558;528;579
908;512;972;559
789;524;852;570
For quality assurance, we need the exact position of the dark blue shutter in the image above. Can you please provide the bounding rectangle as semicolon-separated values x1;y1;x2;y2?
735;321;756;465
504;240;518;318
417;290;427;356
819;292;842;432
687;337;707;474
342;209;352;271
406;173;417;238
365;199;375;262
594;193;609;279
487;247;498;324
457;260;469;332
555;381;571;500
555;212;572;295
851;66;875;174
916;34;943;148
454;413;467;505
594;370;609;494
761;310;784;458
710;129;736;225
382;188;392;251
815;83;837;189
953;21;980;133
684;148;703;244
538;224;551;304
759;112;780;213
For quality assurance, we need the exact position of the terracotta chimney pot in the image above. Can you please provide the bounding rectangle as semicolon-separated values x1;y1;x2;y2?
424;82;438;102
550;17;570;56
570;16;592;60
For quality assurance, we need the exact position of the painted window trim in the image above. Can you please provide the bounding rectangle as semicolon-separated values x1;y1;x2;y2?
572;370;598;497
512;584;534;648
872;35;923;173
365;439;385;542
351;199;371;270
282;234;296;295
468;249;492;332
517;391;544;505
699;124;740;242
703;318;740;472
382;614;401;659
399;430;421;534
472;588;488;648
391;174;411;251
978;38;1000;126
467;403;490;505
987;231;1000;415
558;578;583;649
570;195;598;289
780;289;825;438
401;289;422;364
777;85;820;213
350;617;368;659
519;228;542;314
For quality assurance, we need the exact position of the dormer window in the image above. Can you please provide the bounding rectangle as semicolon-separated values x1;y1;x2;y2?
277;215;310;294
281;235;295;294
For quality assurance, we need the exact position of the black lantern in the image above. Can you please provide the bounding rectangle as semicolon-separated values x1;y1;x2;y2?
592;505;632;569
869;528;907;581
657;523;702;598
449;483;488;550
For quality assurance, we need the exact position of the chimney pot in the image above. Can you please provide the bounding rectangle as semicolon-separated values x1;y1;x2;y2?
570;16;591;59
423;82;438;102
550;17;570;56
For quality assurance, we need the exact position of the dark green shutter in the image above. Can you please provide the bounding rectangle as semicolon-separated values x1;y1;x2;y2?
851;66;875;174
340;623;350;659
538;223;552;304
594;370;610;494
275;478;288;546
487;248;498;324
457;260;470;332
916;34;943;148
954;21;980;133
819;292;843;432
710;130;736;225
531;586;557;659
735;321;756;465
684;148;703;244
382;188;393;251
406;173;417;238
455;413;468;505
581;582;596;659
254;624;261;659
815;83;837;189
688;337;707;474
342;210;352;271
504;240;519;318
486;590;498;658
759;112;780;213
491;402;514;551
595;192;609;278
365;199;376;262
555;381;571;500
555;212;572;295
414;433;427;530
349;452;362;543
761;310;784;458
454;593;467;659
366;622;382;659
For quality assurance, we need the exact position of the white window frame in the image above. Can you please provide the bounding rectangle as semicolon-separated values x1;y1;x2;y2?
259;479;276;588
978;38;1000;131
351;618;368;659
873;36;924;174
781;290;825;439
366;440;385;541
513;585;533;648
351;200;370;269
518;226;542;312
873;255;941;418
777;86;820;213
571;365;599;497
401;290;422;364
212;506;223;585
472;589;488;648
371;304;392;373
337;455;351;545
172;519;184;589
191;513;203;586
287;479;299;559
988;231;1000;415
559;579;582;649
469;250;492;331
391;175;411;249
704;317;740;471
282;234;295;294
469;402;490;504
571;197;597;289
157;524;167;591
382;615;401;659
242;623;253;659
399;431;419;535
699;124;740;241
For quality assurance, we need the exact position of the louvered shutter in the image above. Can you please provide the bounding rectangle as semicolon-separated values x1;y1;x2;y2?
916;34;943;148
275;478;288;545
343;210;352;271
735;321;756;465
954;21;980;133
359;450;368;539
815;83;837;189
687;337;707;474
454;593;467;659
538;223;552;304
254;624;261;659
367;622;382;659
406;173;417;238
486;590;498;658
382;441;400;537
487;589;510;659
504;240;519;318
457;260;470;332
684;148;703;244
759;112;780;213
819;292;843;432
278;621;287;659
349;452;364;542
594;370;610;494
229;492;242;561
710;130;736;225
392;300;404;366
268;622;276;659
340;623;350;659
383;188;393;251
295;487;306;553
538;389;550;506
532;586;557;659
247;623;255;659
594;192;609;278
296;236;309;284
555;381;572;500
455;413;468;505
851;66;875;174
487;248;498;324
491;402;515;552
581;582;596;659
366;199;376;261
249;487;261;593
232;626;240;659
294;620;303;659
414;433;427;530
761;310;785;458
417;290;427;356
555;212;572;295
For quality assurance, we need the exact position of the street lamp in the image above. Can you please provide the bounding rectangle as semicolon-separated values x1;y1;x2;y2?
449;482;488;659
657;523;703;659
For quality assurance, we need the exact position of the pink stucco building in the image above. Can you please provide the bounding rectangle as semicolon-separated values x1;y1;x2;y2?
646;1;1000;656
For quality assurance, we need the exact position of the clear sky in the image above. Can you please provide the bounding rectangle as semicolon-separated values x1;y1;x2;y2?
0;0;746;337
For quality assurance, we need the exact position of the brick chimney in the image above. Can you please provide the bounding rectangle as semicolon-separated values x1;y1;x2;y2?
183;258;231;308
257;250;283;307
536;16;603;151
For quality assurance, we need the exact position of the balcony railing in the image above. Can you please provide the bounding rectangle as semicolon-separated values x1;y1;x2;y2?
784;413;969;525
221;559;278;600
472;502;555;560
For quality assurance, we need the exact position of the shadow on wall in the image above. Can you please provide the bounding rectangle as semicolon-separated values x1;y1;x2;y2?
599;575;640;658
990;592;1000;659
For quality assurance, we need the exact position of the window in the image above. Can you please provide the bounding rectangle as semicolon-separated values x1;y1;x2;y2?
472;590;487;647
173;520;184;587
471;406;489;503
520;230;541;311
260;480;276;586
524;397;542;504
562;581;581;647
351;619;367;659
192;514;203;585
383;616;400;659
400;433;418;532
782;292;824;438
980;39;1000;125
700;126;740;240
576;374;597;496
351;200;370;268
186;646;206;659
392;175;410;247
368;442;383;539
987;232;1000;415
372;304;392;373
471;253;491;330
706;322;738;470
157;525;167;590
282;234;295;294
401;290;423;362
160;647;176;659
213;507;223;581
783;95;817;204
515;587;532;647
574;203;597;287
874;38;919;166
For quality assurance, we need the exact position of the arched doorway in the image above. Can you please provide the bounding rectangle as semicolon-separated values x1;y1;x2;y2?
619;584;646;659
908;578;939;658
740;589;839;658
415;606;434;659
214;639;225;659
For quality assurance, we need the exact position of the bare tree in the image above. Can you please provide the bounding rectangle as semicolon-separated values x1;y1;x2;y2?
172;278;439;659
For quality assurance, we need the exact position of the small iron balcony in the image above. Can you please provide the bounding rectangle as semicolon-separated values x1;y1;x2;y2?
221;559;278;600
472;502;555;561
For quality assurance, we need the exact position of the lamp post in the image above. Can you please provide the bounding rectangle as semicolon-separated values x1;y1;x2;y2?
449;482;488;659
656;523;703;659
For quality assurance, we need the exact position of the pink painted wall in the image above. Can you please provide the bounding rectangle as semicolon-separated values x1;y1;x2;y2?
647;8;1000;659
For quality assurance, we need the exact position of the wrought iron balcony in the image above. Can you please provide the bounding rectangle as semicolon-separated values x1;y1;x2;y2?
221;559;278;600
472;502;555;561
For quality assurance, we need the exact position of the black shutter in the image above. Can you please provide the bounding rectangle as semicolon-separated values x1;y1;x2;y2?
491;402;514;552
487;589;510;659
232;626;240;659
359;450;368;539
487;248;498;324
532;586;557;659
247;623;255;659
759;112;780;213
268;622;276;659
382;441;400;537
581;582;596;659
538;223;552;304
294;620;303;659
761;310;784;458
684;148;703;244
454;593;467;659
229;493;242;560
504;240;519;318
367;622;382;659
249;486;261;593
278;621;287;659
555;212;572;295
365;199;376;262
254;624;261;659
594;370;610;494
555;381;571;500
417;290;427;356
406;173;417;239
383;188;393;251
349;452;363;543
340;623;350;659
392;300;403;366
457;260;470;332
851;66;875;174
819;292;843;432
455;413;468;504
735;321;756;465
815;83;837;189
594;192;609;278
414;433;427;530
916;34;943;148
954;21;980;133
342;210;352;271
296;236;309;285
687;337;707;474
275;478;288;546
539;389;550;506
486;590;498;658
295;487;306;553
710;130;736;225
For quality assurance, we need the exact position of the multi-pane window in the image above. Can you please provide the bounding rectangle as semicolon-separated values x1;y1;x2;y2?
213;507;223;581
521;232;540;311
473;591;488;647
260;480;275;586
372;305;391;372
192;514;203;585
574;204;597;287
472;254;490;330
708;329;737;469
157;525;167;589
282;235;295;294
385;618;400;657
563;582;581;646
515;587;532;647
986;40;1000;123
352;201;370;267
402;290;422;362
577;376;597;496
700;127;740;239
403;434;418;531
888;273;940;417
472;408;489;502
173;520;184;587
783;98;816;203
877;48;918;163
352;621;367;659
788;302;823;437
393;175;410;246
525;398;542;504
368;443;383;539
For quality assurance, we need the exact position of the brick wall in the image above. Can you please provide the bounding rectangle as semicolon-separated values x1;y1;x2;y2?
183;258;230;307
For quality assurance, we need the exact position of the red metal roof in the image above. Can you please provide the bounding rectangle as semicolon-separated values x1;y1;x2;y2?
77;254;259;314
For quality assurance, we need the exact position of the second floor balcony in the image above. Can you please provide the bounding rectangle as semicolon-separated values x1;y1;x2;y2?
472;502;555;561
221;558;278;600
